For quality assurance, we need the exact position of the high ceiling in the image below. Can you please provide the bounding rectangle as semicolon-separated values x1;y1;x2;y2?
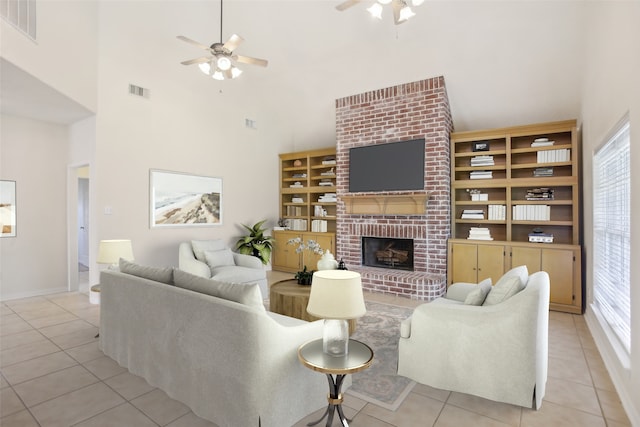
0;1;586;132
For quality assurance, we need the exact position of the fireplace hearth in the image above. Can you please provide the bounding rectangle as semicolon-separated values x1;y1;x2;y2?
362;237;414;271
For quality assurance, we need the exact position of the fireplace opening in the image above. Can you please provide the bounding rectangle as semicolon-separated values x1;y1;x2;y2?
362;237;414;271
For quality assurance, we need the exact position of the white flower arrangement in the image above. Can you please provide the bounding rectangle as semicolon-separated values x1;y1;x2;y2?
287;237;324;255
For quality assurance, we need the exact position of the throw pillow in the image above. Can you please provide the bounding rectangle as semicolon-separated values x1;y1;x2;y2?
174;269;266;312
173;269;219;297
464;280;492;306
191;240;226;262
119;258;174;285
483;276;524;306
204;248;236;270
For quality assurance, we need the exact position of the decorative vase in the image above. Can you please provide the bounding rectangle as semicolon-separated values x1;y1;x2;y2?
317;250;338;271
297;275;312;285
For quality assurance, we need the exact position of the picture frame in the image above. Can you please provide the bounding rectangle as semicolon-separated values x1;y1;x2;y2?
472;141;490;152
150;169;222;228
0;180;17;237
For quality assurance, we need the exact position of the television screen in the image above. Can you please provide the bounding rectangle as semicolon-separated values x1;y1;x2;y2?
349;139;425;192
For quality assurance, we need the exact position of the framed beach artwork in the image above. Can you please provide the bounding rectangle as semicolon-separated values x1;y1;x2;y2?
0;180;17;237
150;170;222;228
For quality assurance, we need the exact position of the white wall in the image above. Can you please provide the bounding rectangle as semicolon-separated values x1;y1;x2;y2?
580;2;640;424
0;0;99;112
0;115;70;300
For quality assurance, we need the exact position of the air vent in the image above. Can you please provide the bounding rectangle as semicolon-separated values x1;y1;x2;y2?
128;84;149;99
1;0;37;39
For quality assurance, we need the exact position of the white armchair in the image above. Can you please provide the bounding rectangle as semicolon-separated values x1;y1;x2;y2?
397;270;550;409
179;240;268;297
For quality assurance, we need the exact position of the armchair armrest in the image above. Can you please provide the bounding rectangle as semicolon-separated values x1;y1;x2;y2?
233;252;264;269
445;283;479;302
178;242;211;278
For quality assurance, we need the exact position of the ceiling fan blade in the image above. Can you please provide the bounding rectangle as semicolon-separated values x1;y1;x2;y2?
180;56;211;66
223;34;244;52
177;35;211;51
336;0;362;11
233;55;268;67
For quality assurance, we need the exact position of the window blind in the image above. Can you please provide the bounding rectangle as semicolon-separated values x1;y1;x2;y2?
593;120;631;354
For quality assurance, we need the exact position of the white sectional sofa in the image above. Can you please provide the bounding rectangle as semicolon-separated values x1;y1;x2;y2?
99;264;328;427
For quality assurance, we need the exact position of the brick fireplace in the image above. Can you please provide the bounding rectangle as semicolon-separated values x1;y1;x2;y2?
335;76;452;300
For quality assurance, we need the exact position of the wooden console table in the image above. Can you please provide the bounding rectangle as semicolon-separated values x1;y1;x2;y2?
269;279;357;333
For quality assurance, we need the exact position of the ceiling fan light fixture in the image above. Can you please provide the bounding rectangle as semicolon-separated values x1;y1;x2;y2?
198;62;211;75
230;66;243;79
411;0;424;5
398;5;415;21
212;70;225;80
378;0;392;4
367;3;383;19
216;55;232;71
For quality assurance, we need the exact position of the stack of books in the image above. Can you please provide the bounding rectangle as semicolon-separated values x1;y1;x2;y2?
289;219;308;231
286;206;303;216
526;188;554;201
291;196;304;203
461;209;484;219
487;205;506;220
322;156;336;165
537;149;570;163
467;227;493;240
292;173;307;178
470;171;493;180
318;193;337;202
318;179;334;187
512;205;551;221
311;220;328;232
531;138;555;147
470;155;494;166
533;167;554;177
289;181;304;188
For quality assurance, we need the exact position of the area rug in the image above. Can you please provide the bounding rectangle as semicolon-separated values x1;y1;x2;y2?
347;301;416;411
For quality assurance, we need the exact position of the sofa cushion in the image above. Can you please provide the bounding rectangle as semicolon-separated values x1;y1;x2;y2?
483;275;525;306
211;265;266;284
464;279;493;306
191;240;226;262
119;258;174;285
174;269;265;312
204;248;235;269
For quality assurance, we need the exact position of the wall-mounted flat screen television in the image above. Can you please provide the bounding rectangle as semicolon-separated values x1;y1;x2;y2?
349;139;425;192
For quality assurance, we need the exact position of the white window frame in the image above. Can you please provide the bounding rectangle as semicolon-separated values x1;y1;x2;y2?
592;116;631;362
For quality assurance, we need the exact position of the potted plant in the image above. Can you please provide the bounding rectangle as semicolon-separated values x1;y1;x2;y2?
235;220;274;265
288;237;324;285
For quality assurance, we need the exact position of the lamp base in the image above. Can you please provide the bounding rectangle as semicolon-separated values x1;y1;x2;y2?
323;319;349;357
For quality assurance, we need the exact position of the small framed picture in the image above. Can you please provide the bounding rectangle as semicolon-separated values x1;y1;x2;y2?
472;141;490;152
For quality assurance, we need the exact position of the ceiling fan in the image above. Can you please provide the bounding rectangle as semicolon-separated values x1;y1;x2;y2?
336;0;424;25
177;0;268;80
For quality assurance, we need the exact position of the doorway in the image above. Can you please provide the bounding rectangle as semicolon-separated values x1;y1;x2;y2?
78;171;90;287
68;165;90;292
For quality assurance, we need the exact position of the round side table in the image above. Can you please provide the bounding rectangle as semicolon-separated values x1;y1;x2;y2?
298;339;373;427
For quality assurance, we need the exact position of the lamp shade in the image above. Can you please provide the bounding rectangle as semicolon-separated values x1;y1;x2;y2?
307;270;366;319
97;239;134;265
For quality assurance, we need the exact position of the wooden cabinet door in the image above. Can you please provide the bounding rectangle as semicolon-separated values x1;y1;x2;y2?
272;232;302;272
302;233;334;270
450;243;479;283
477;245;505;283
542;248;575;306
511;246;542;274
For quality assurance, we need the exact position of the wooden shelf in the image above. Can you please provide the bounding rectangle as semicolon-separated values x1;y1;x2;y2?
341;194;430;215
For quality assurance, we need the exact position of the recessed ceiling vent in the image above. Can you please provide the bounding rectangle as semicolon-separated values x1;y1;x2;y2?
128;84;150;99
1;0;36;39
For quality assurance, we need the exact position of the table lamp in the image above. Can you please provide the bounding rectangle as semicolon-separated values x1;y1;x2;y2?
97;239;134;269
307;270;366;357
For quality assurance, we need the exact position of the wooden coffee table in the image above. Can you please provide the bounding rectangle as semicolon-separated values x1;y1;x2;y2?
269;279;357;333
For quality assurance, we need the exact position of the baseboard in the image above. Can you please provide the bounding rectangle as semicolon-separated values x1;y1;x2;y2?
585;308;640;426
0;286;69;302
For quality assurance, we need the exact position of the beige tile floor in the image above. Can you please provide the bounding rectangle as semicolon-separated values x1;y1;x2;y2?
0;271;631;427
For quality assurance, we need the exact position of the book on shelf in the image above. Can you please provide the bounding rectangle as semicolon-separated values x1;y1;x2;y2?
292;173;307;178
531;138;555;147
291;197;304;203
487;205;506;220
286;206;303;216
471;193;489;201
289;219;308;231
469;171;493;179
537;149;570;163
470;155;495;166
461;209;484;219
320;168;335;176
528;230;554;243
322;156;336;165
533;167;554;177
526;187;555;200
318;180;334;186
318;193;337;202
311;219;328;232
467;227;493;240
289;181;304;188
512;205;551;221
